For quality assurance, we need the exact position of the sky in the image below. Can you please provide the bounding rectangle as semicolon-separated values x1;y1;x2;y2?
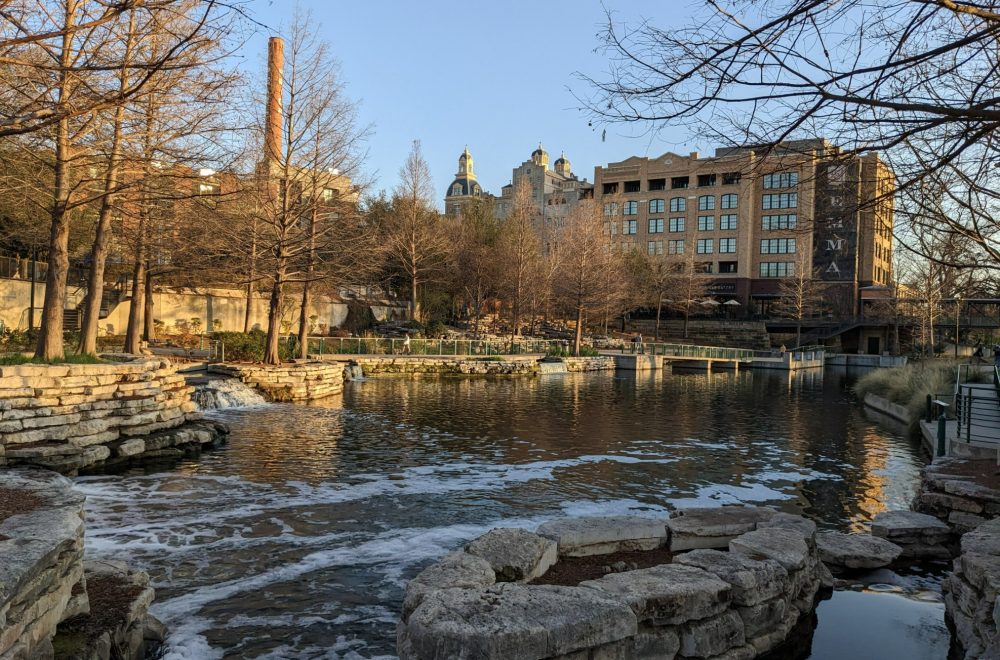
240;1;701;208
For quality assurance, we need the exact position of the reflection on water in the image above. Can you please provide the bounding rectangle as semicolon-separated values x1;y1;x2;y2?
75;369;943;658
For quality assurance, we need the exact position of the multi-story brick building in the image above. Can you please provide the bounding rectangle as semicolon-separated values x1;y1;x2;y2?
594;139;894;318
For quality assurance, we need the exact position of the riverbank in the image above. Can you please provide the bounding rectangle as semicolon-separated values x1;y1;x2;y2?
0;358;228;474
0;469;161;660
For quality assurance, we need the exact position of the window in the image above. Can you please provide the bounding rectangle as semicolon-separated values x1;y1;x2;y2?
719;238;737;253
623;219;637;234
697;261;714;274
670;197;686;212
604;202;619;217
603;182;619;194
623;201;638;216
696;239;714;254
719;261;738;273
671;176;689;189
668;239;685;254
759;238;797;254
762;193;797;210
697;173;717;187
697;216;714;231
763;172;800;189
647;240;663;255
722;172;742;185
624;180;641;193
698;195;715;211
649;199;665;213
669;217;686;232
648;218;664;233
759;262;796;277
720;193;738;209
720;214;737;230
648;178;666;191
761;214;797;230
322;187;338;202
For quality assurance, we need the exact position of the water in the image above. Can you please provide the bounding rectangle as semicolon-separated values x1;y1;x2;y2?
75;369;951;659
190;377;268;410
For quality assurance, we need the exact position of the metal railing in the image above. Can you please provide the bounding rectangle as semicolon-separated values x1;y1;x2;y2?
625;342;755;360
955;383;1000;448
304;336;561;357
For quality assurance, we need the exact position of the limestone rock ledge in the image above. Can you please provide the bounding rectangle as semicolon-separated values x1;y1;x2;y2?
0;469;160;660
944;517;1000;659
209;362;344;401
398;507;824;660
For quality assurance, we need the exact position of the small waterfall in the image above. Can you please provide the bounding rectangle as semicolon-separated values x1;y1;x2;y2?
536;360;567;375
191;377;267;410
344;365;365;381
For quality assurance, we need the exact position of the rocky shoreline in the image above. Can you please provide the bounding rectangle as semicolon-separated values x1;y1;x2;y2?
0;470;160;660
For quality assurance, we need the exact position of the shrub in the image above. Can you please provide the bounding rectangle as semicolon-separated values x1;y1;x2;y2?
425;319;446;337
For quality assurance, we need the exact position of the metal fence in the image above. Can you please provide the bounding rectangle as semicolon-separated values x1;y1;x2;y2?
623;342;755;360
955;383;1000;448
304;336;562;357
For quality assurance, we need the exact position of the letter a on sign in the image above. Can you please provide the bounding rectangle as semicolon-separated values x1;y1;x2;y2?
826;261;841;275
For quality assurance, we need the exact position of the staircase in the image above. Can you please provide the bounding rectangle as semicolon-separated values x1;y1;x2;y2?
62;308;80;331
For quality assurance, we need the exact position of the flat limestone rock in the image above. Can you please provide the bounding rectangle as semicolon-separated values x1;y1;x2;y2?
466;528;557;582
579;563;730;625
402;552;495;620
402;583;637;660
757;514;817;547
962;517;1000;557
674;549;789;606
667;506;776;551
871;510;949;538
730;528;809;572
679;610;746;658
816;532;903;569
536;516;667;557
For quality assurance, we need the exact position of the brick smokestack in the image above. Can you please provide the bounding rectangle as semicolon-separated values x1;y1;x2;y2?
264;36;284;165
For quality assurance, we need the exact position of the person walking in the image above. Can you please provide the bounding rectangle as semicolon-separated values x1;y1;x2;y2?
993;344;1000;368
403;334;411;355
973;343;984;365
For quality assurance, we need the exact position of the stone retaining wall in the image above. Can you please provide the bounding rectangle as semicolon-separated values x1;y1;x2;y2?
0;359;225;473
352;357;539;376
209;362;344;401
944;517;1000;658
398;506;826;660
562;357;615;372
0;470;160;660
913;457;1000;534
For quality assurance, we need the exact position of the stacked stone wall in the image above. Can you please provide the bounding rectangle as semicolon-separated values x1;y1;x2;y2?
0;359;222;473
351;357;539;376
914;458;1000;534
398;507;826;660
944;518;1000;658
562;357;615;372
0;470;159;660
209;362;343;401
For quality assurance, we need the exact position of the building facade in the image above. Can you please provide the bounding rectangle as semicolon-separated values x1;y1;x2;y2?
594;139;894;318
444;147;492;217
495;144;593;227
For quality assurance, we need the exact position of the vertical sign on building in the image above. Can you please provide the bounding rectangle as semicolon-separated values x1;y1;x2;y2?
813;160;861;282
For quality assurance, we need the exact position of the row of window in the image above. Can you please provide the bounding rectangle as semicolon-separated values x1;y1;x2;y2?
760;262;796;277
605;194;739;216
762;172;799;189
762;192;797;210
604;173;743;195
760;238;796;254
761;214;797;230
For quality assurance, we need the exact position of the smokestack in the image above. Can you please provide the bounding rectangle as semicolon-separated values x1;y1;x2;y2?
264;36;284;165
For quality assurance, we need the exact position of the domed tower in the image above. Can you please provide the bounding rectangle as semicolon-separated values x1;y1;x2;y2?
554;152;571;176
531;143;549;169
444;146;484;216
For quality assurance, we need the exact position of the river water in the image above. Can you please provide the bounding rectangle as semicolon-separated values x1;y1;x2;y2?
74;369;953;659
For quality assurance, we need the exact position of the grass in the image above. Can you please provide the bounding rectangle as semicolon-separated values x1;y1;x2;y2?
0;352;106;366
854;361;993;429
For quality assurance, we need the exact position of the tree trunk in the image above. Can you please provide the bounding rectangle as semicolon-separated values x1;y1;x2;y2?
683;305;690;339
35;1;78;360
264;275;284;365
143;266;154;341
410;273;419;322
573;302;584;356
123;253;145;354
655;294;663;341
796;321;802;348
243;227;256;333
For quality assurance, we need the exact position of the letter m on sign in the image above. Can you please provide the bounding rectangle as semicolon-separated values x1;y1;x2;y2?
825;238;846;251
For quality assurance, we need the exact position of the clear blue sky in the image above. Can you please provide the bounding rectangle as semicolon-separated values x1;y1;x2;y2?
241;1;699;207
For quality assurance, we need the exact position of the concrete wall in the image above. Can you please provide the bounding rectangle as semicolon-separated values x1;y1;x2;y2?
0;277;408;334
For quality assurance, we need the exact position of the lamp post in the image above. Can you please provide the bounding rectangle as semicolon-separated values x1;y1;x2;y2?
955;295;962;360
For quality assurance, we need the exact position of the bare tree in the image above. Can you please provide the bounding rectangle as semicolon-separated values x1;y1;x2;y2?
553;200;626;356
381;140;449;324
498;177;542;348
452;196;501;338
670;247;711;341
777;249;826;348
